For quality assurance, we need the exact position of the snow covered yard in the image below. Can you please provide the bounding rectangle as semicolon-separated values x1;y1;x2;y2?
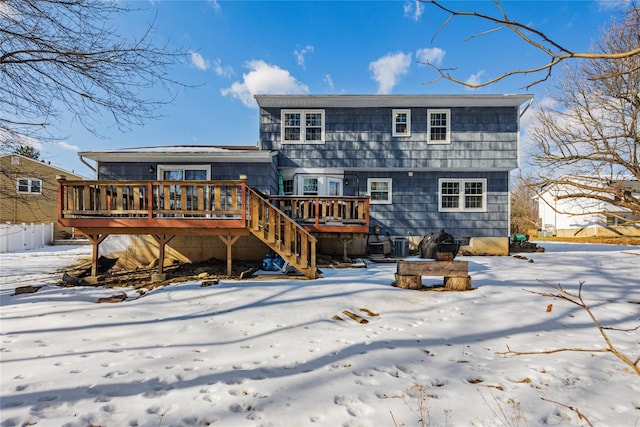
1;243;639;427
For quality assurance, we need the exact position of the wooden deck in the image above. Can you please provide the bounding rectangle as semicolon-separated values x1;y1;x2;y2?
58;178;370;279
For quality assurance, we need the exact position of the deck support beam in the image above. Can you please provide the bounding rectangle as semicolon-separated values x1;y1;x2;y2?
218;234;240;276
340;237;353;262
151;234;176;276
85;233;109;277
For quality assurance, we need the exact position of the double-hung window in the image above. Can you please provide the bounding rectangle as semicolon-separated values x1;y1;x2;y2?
439;178;486;212
282;110;325;144
428;109;450;144
367;178;392;205
17;178;42;194
392;109;411;137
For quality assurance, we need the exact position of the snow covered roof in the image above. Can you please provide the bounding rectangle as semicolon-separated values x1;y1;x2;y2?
79;145;275;163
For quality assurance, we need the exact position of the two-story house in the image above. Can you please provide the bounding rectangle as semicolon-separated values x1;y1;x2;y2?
59;94;532;279
537;177;640;237
256;94;533;255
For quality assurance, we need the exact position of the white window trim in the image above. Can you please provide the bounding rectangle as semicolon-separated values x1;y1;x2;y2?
327;177;343;196
301;176;319;196
438;178;487;212
16;178;42;194
281;109;325;144
295;175;344;196
367;178;392;205
157;165;211;180
392;109;411;137
427;109;451;144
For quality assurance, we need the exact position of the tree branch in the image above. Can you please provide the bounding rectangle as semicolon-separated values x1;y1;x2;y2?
422;0;640;89
498;281;640;376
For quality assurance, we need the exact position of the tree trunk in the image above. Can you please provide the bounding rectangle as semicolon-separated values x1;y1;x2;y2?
444;276;472;291
395;274;422;290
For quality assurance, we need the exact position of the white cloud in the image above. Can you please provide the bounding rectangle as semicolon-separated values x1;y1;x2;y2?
403;0;424;21
208;0;221;11
369;52;412;94
0;1;15;18
190;51;209;71
294;45;314;68
221;60;309;108
519;96;560;153
520;96;557;134
54;141;79;151
596;0;632;10
416;47;446;66
465;70;486;89
323;74;334;91
213;58;233;78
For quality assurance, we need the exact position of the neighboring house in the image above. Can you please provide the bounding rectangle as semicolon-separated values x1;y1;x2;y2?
0;153;84;240
63;93;533;278
537;179;640;237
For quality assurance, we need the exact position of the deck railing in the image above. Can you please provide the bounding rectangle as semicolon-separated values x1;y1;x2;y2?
59;180;370;233
58;180;245;219
246;188;317;277
269;195;370;232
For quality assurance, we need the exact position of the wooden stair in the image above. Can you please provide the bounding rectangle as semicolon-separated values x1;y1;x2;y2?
246;187;318;279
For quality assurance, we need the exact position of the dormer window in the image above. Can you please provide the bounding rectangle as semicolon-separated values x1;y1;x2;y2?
282;110;325;144
392;109;411;137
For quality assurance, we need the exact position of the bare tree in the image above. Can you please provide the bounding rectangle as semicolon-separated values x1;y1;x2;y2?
0;0;185;153
422;0;640;89
526;10;640;221
13;145;40;160
510;178;539;234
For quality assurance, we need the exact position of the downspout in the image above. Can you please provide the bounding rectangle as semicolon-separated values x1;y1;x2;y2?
79;154;96;177
519;97;533;118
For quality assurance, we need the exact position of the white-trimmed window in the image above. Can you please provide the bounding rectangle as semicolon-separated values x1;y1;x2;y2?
294;176;343;196
328;178;342;196
428;109;450;144
367;178;392;205
282;110;325;144
439;178;486;212
157;165;210;181
302;177;319;195
392;109;411;137
17;178;42;194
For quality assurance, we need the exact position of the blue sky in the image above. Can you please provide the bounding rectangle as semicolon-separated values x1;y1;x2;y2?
41;0;632;176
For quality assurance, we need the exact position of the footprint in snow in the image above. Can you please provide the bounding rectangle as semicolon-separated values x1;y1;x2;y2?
334;394;374;417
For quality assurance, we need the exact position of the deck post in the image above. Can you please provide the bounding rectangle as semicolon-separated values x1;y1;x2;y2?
85;234;109;278
152;234;175;278
218;234;240;276
340;237;353;262
147;182;154;219
56;175;66;224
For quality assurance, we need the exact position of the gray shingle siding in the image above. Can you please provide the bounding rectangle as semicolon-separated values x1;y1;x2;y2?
260;106;520;171
354;171;509;239
98;161;277;194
